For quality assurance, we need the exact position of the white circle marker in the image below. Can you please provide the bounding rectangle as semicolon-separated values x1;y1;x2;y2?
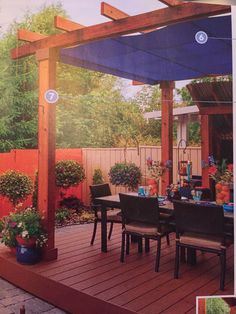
195;31;208;44
44;89;59;104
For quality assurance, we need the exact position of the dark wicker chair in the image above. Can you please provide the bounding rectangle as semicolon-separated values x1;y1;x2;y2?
173;200;229;290
89;183;121;245
119;193;173;272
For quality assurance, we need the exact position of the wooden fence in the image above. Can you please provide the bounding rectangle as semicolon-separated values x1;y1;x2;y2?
0;146;201;214
82;146;201;205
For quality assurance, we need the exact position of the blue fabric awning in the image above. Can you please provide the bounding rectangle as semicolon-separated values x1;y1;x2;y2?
60;15;232;84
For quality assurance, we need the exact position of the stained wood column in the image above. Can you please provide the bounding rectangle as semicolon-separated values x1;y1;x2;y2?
36;48;58;261
201;115;212;188
198;298;206;314
160;81;174;193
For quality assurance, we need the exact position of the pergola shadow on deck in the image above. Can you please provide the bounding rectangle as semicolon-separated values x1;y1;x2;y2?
0;224;233;314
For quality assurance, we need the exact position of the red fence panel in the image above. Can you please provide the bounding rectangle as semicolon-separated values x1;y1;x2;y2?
0;149;83;218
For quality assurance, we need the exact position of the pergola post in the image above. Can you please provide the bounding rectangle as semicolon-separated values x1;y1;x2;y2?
160;81;174;193
36;48;58;261
201;115;212;188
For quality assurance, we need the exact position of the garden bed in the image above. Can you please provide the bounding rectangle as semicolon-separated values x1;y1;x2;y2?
55;207;95;228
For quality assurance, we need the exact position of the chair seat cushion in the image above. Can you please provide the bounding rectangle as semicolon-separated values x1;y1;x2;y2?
179;232;225;250
124;221;170;236
97;209;122;222
125;222;158;236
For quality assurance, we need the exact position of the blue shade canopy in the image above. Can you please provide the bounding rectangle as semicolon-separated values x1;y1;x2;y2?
60;15;232;84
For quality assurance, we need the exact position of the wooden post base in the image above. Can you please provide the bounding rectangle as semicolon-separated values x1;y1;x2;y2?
42;247;58;261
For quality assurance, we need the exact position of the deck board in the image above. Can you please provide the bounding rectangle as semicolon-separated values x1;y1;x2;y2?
0;223;233;314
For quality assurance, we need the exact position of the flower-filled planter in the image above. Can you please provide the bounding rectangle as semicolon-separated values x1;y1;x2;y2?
146;178;159;196
215;182;230;205
0;207;47;264
16;235;40;265
16;235;36;247
208;158;233;205
146;158;166;196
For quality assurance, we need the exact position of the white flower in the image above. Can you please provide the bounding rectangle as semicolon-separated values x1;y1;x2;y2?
22;230;29;238
17;222;23;228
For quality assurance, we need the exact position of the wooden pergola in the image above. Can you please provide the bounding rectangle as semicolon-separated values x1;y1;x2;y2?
11;0;231;260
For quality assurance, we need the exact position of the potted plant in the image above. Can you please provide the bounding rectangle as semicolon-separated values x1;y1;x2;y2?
208;158;233;205
0;170;33;206
108;162;142;191
0;207;47;263
146;157;166;195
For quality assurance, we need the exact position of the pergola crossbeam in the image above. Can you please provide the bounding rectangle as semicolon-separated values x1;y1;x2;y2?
199;106;232;115
11;2;230;60
54;16;85;32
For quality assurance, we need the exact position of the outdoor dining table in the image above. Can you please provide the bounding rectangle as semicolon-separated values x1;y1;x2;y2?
94;193;234;253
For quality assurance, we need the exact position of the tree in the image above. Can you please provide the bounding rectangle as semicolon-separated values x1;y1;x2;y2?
0;4;66;152
0;4;147;151
56;74;146;148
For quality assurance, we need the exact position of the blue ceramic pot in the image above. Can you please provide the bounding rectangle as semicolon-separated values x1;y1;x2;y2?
16;245;40;265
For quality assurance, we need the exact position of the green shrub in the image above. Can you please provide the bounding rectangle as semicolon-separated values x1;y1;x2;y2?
59;196;82;212
55;207;71;225
0;170;33;206
109;162;142;190
55;160;85;189
206;298;229;314
92;168;104;185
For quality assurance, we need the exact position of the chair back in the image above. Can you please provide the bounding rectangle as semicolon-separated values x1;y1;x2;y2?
119;193;159;226
89;183;112;202
173;200;224;236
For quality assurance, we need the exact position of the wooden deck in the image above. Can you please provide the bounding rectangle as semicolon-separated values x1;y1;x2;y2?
0;224;233;314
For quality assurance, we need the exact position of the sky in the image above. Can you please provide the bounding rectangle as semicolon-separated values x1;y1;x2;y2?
0;0;188;93
0;0;164;33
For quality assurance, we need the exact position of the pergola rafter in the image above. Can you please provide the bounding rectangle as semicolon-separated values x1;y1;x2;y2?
10;1;232;259
54;16;85;32
101;2;129;20
17;29;47;42
101;2;155;33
